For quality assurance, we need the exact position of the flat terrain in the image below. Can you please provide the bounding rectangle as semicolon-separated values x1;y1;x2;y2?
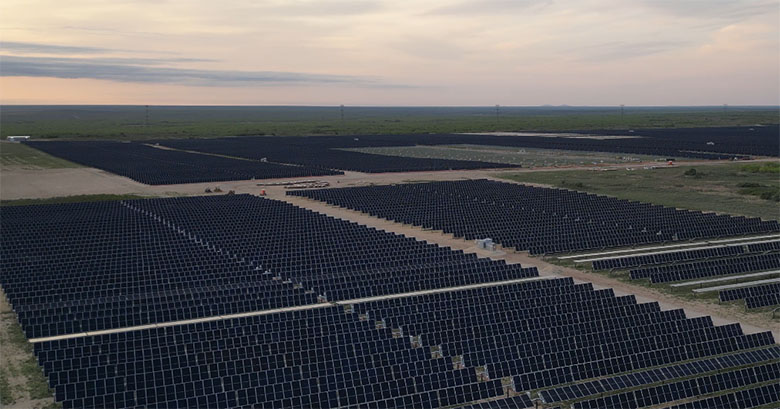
0;167;168;200
0;156;728;201
2;105;777;139
1;135;778;408
345;144;659;167
496;162;780;220
0;142;81;169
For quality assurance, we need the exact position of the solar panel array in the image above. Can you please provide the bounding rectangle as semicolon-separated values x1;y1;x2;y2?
28;276;779;409
538;346;780;403
23;125;777;184
628;253;780;283
35;307;508;409
748;241;780;252
592;245;745;271
1;195;537;339
745;293;780;309
157;125;780;167
125;195;538;302
573;362;779;409
24;141;341;184
156;135;521;174
3;194;779;409
592;241;779;310
665;383;780;409
0;200;315;338
719;283;780;303
289;179;780;254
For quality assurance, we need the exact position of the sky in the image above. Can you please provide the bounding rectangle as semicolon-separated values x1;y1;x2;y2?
1;0;778;106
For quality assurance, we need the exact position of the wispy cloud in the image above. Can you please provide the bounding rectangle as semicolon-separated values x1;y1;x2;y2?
577;40;689;61
0;55;399;87
425;0;553;15
261;0;384;16
0;41;198;59
1;41;114;54
636;0;777;22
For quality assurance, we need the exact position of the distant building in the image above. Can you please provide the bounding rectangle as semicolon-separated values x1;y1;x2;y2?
7;136;30;142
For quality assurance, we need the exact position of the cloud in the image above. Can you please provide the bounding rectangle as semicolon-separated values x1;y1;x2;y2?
426;0;553;15
0;41;205;61
1;41;114;54
636;0;777;21
0;55;399;87
577;40;689;61
263;0;383;16
393;36;467;60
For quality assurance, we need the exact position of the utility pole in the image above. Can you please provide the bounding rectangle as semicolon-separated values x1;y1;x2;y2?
340;104;345;123
495;104;500;126
620;104;625;121
145;105;149;127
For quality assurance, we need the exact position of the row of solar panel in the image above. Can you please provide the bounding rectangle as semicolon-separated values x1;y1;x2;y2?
628;253;780;283
592;244;746;271
664;382;780;409
746;293;780;309
720;282;780;302
748;240;780;252
289;179;780;254
573;362;779;409
716;276;778;311
539;345;780;403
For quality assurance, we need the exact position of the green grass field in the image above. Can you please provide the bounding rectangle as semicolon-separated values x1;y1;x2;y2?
2;106;777;140
347;144;661;167
0;142;82;169
495;162;780;220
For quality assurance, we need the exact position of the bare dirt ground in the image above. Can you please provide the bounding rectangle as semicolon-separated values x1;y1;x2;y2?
0;168;154;200
0;158;750;201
